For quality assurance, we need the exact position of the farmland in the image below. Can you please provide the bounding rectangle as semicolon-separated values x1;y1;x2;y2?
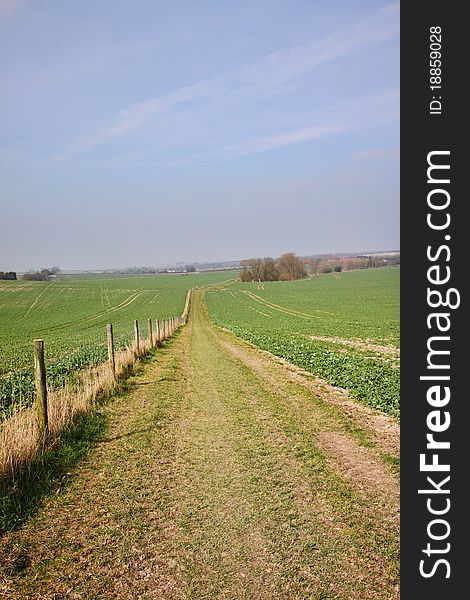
1;290;399;598
1;268;399;419
206;268;400;417
0;271;235;413
1;274;400;597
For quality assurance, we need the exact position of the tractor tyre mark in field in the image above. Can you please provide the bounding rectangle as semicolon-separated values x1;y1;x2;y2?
35;291;147;334
243;290;334;319
19;281;57;321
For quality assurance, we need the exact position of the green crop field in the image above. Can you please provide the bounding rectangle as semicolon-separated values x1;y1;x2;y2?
206;267;400;417
0;271;235;413
1;268;400;418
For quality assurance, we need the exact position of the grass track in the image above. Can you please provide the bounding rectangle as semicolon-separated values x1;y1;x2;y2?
0;291;399;599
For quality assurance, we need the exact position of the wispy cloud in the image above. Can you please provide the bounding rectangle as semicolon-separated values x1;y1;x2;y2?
187;124;348;163
60;2;399;159
352;145;399;162
89;88;398;169
352;148;383;161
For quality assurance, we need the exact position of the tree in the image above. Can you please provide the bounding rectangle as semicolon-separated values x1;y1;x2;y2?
239;257;279;282
277;253;305;281
238;253;305;282
239;259;255;281
22;269;51;281
239;260;253;281
0;271;17;280
259;257;279;281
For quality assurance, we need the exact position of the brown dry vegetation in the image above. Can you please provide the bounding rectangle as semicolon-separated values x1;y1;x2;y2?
308;335;399;356
0;291;399;599
0;341;149;485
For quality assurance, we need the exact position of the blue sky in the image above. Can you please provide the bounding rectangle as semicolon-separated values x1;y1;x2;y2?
0;0;399;270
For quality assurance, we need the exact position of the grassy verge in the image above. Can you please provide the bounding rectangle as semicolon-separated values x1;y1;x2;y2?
0;325;182;535
0;411;108;534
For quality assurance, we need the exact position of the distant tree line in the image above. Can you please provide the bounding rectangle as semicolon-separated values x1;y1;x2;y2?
239;252;400;282
112;264;197;274
303;254;400;275
239;253;305;282
22;267;61;281
113;266;158;274
0;271;17;280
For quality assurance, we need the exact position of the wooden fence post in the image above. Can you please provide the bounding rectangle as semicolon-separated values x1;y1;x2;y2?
33;339;48;437
134;319;140;355
155;319;160;344
182;288;191;323
107;324;115;377
148;318;153;348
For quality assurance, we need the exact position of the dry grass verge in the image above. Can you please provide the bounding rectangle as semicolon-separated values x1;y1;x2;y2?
0;337;158;532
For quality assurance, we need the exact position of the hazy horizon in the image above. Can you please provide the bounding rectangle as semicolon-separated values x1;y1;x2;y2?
1;1;399;272
7;246;400;274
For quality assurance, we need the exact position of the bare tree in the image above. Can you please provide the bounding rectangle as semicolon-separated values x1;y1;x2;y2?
238;253;305;282
277;253;305;281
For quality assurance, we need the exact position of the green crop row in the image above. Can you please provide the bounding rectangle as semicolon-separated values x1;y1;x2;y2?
218;324;399;418
0;339;131;416
206;268;400;418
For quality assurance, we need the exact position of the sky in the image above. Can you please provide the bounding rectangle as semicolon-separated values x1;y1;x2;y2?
0;0;399;271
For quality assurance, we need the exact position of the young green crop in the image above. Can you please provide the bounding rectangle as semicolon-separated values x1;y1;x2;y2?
206;268;400;418
0;271;235;414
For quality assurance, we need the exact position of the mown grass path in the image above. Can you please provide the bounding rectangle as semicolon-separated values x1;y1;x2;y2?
1;292;399;599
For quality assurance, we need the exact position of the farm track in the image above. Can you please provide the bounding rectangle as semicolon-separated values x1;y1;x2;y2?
0;291;399;599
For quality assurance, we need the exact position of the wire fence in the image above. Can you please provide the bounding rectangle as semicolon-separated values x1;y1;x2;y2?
0;289;192;421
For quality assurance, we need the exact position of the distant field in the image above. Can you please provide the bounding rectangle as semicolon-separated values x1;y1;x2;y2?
206;268;400;417
0;271;235;412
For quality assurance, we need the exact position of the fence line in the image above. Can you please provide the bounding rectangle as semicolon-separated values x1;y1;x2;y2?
9;288;194;435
